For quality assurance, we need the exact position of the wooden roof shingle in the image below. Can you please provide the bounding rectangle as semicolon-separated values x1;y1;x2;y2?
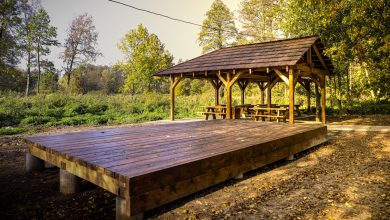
154;35;333;76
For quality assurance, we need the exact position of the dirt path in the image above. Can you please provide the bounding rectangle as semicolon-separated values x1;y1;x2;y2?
0;116;389;219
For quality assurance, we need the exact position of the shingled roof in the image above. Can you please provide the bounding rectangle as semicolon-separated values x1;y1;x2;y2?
155;35;333;76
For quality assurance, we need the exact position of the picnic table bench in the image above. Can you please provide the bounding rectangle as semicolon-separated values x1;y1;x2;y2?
250;107;288;123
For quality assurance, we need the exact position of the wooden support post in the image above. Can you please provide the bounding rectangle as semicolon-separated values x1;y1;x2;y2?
215;87;219;105
216;70;244;119
169;76;182;121
289;69;295;125
170;85;175;121
26;152;44;172
321;77;326;124
267;83;271;109
60;169;82;194
226;73;232;119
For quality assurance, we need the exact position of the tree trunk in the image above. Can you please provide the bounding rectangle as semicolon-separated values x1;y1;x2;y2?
37;41;41;94
337;71;342;115
346;65;350;101
25;52;31;97
67;55;75;88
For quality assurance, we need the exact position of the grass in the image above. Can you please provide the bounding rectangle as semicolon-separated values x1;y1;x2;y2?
0;91;388;135
0;92;207;129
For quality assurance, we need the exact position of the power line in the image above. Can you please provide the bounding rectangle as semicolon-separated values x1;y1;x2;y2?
108;0;282;41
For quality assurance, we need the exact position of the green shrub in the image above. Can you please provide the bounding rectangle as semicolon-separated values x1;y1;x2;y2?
0;127;27;135
21;116;55;125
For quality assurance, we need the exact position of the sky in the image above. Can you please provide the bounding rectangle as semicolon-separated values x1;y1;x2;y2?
41;0;241;70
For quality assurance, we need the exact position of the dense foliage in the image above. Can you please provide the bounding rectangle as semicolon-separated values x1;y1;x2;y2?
117;24;173;94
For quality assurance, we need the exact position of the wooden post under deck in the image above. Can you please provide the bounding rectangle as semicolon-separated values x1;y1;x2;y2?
289;69;295;124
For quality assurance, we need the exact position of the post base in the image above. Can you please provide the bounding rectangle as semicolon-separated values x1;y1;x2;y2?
233;173;244;180
26;153;45;172
60;169;82;194
287;155;295;161
116;196;142;220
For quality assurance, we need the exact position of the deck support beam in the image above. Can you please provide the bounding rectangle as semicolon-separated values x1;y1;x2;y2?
169;76;183;121
60;169;82;194
26;153;44;172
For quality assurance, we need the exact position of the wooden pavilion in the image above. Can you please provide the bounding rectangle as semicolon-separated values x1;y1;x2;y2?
24;36;332;220
154;35;334;124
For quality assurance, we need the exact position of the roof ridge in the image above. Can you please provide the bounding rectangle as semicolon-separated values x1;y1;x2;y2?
219;35;320;50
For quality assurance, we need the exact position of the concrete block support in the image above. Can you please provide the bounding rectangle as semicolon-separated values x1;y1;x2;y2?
287;155;295;161
234;173;244;180
116;196;144;220
60;169;82;194
26;153;45;172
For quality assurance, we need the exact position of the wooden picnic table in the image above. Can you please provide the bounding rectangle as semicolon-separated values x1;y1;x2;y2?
200;105;227;120
250;107;288;123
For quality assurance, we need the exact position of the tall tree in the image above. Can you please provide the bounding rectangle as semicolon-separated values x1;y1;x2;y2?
0;0;21;70
238;0;281;43
198;0;237;54
30;8;58;94
62;13;100;87
117;24;173;94
19;0;39;96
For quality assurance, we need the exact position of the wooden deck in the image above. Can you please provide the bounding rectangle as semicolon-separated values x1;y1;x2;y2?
25;120;327;219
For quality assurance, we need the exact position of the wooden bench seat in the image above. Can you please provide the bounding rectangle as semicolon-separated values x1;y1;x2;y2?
198;112;227;120
252;114;287;123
